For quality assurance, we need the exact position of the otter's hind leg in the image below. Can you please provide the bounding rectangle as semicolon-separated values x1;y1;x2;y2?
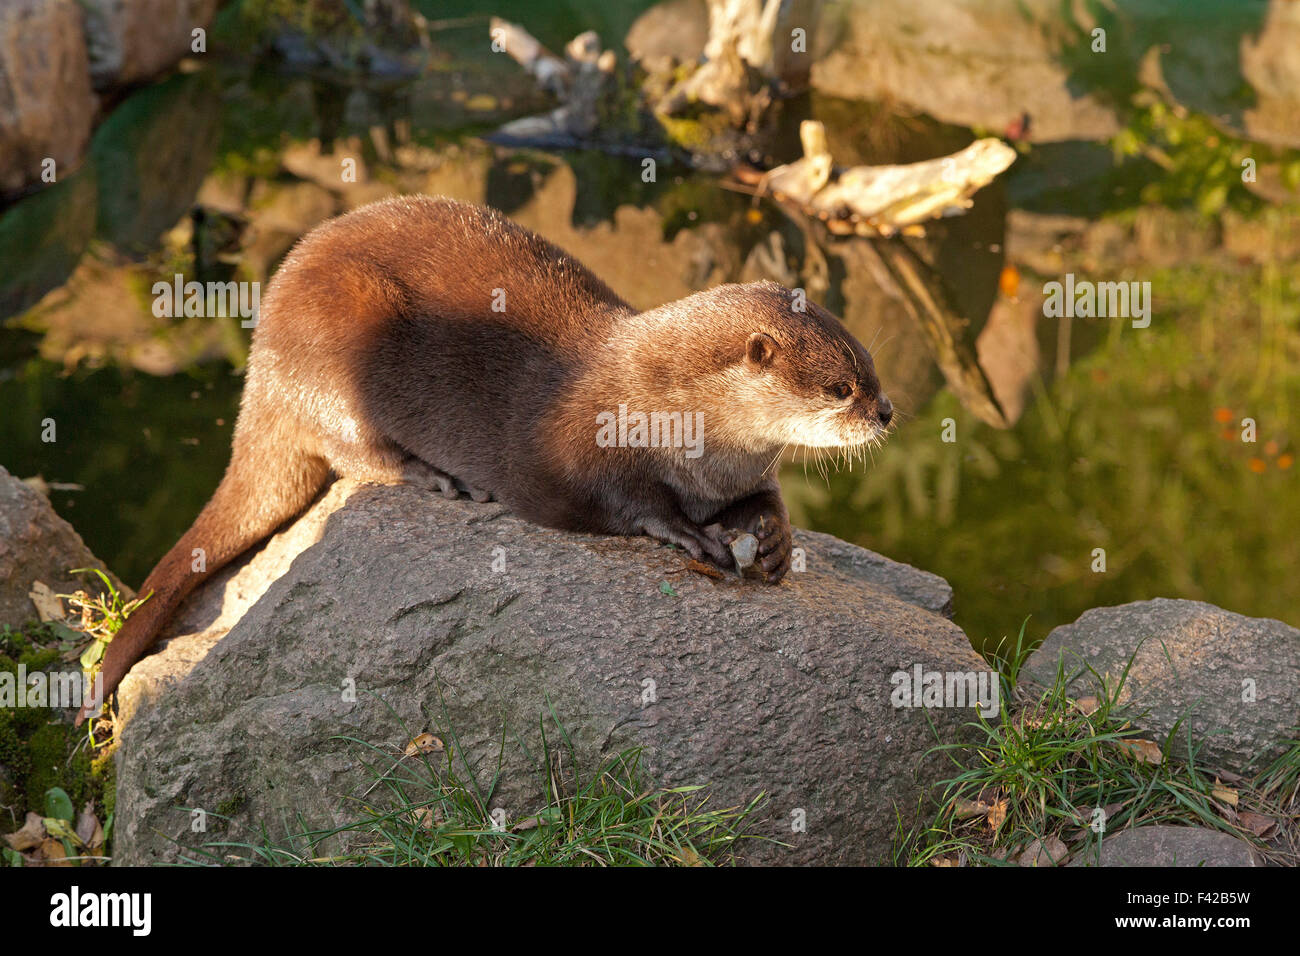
452;477;494;503
327;437;462;500
399;457;464;499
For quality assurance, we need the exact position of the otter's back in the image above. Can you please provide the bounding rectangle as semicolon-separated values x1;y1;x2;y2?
265;195;632;352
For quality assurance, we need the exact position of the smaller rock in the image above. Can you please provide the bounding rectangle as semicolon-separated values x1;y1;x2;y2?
1070;826;1264;867
625;0;709;67
1024;599;1300;773
0;0;96;196
80;0;220;90
727;531;760;578
0;465;127;629
1018;835;1068;867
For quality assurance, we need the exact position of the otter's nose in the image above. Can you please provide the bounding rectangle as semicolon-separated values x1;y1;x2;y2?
878;394;893;426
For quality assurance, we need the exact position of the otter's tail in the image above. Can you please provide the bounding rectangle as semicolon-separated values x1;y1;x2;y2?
80;432;329;723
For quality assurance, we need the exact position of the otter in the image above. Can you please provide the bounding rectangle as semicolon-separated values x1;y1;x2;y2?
81;195;892;723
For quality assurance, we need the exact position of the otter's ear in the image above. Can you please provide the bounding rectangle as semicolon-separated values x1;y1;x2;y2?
745;332;777;368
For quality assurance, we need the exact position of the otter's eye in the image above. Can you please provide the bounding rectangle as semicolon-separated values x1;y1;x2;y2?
828;382;853;401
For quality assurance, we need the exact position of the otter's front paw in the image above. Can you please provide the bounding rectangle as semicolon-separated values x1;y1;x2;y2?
641;516;735;570
755;512;793;583
725;513;791;584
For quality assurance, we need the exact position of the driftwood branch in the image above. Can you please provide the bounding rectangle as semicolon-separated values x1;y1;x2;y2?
489;18;617;141
754;121;1017;236
489;17;571;94
655;0;823;126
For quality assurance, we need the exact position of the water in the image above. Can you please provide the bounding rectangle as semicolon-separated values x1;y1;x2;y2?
1;2;1297;655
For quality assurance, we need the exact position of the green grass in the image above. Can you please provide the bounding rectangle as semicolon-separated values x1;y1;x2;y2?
899;620;1300;866
175;702;769;867
0;568;128;865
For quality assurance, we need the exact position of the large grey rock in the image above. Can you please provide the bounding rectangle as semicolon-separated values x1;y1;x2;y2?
90;72;221;254
0;465;126;628
80;0;219;90
0;0;96;197
1070;825;1264;867
808;0;1300;149
114;480;984;866
0;166;98;318
625;0;709;67
809;0;1120;143
1025;599;1300;773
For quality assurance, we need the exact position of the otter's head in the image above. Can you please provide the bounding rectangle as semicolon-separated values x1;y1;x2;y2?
676;281;893;452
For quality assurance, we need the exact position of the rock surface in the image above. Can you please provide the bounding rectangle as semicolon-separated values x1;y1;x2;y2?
80;0;219;90
0;465;126;628
809;0;1119;143
1024;599;1300;772
1070;825;1264;867
114;480;984;866
625;0;710;68
0;0;96;197
805;0;1300;150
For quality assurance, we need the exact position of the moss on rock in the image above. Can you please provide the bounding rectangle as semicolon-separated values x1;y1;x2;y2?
0;622;114;837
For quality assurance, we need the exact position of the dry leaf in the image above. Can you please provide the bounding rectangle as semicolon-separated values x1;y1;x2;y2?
930;856;959;867
1116;738;1163;764
1210;784;1239;807
685;559;725;580
414;806;445;829
39;838;72;866
403;733;444;757
3;812;46;851
1074;696;1100;716
76;802;104;852
953;798;990;820
1018;835;1068;867
987;798;1009;833
1238;812;1277;838
1092;801;1126;829
28;581;64;622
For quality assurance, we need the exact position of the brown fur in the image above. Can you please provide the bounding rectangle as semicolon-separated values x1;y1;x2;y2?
82;196;891;722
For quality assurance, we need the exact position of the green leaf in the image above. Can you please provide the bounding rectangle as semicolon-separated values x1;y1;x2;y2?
50;620;81;644
659;582;678;597
79;639;106;669
44;787;74;822
44;817;79;844
1;847;22;867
